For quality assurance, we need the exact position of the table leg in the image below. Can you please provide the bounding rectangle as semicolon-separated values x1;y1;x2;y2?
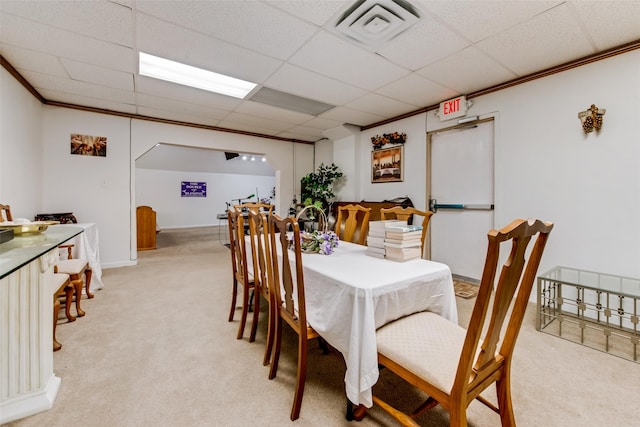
345;399;367;421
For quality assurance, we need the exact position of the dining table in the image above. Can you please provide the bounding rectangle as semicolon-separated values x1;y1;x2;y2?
246;236;458;410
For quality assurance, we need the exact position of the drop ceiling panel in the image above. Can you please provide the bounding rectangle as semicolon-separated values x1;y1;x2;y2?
264;64;367;106
288;32;410;90
136;106;220;128
134;76;243;111
0;0;134;47
222;112;298;133
267;0;351;26
420;0;562;43
39;89;137;115
20;70;135;104
417;46;518;94
136;1;318;61
476;3;595;76
571;1;640;50
234;101;315;126
1;13;134;72
61;58;134;91
319;106;385;127
376;73;457;107
344;93;419;117
375;14;469;70
135;14;282;84
135;93;230;121
0;44;68;78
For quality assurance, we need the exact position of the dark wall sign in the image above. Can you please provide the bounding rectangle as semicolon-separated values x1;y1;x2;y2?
181;181;207;197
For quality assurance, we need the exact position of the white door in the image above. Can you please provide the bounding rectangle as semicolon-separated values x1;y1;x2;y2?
427;119;494;282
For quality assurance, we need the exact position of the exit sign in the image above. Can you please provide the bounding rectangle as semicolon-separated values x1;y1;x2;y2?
438;95;468;121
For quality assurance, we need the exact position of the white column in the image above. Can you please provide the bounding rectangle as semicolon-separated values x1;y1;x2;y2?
0;250;60;424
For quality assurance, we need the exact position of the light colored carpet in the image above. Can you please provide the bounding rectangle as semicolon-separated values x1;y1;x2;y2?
7;227;639;426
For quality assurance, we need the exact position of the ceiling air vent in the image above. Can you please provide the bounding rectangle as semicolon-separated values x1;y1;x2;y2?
333;0;420;48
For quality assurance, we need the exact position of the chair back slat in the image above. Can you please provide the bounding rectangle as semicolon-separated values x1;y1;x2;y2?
247;210;273;298
0;204;12;222
270;214;309;331
455;219;554;393
335;204;371;245
228;208;249;285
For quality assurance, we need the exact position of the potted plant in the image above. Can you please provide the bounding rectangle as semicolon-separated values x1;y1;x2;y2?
300;163;344;213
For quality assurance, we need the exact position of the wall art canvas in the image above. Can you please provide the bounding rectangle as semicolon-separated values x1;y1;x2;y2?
371;145;403;183
70;133;107;157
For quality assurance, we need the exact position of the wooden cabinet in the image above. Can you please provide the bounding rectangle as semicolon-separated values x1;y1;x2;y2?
136;206;157;250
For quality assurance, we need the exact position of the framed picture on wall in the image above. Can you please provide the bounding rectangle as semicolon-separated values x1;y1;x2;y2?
371;145;403;183
70;133;107;157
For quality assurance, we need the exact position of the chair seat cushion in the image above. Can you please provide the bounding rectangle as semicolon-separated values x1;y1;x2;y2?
56;258;88;275
376;311;466;393
53;273;70;292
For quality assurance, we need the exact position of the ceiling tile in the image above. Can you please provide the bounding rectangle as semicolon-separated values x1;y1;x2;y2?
135;14;282;84
38;89;137;115
344;93;419;117
0;44;68;78
21;69;135;104
476;3;595;76
288;31;410;90
222;112;298;133
135;0;318;61
61;58;134;91
376;72;458;107
416;46;518;94
0;13;133;72
319;106;385;127
135;93;229;121
136;106;220;128
570;1;640;50
0;0;134;47
419;0;562;42
234;101;315;126
375;13;470;70
263;63;367;107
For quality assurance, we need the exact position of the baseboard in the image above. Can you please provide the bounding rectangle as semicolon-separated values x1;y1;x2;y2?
0;375;60;424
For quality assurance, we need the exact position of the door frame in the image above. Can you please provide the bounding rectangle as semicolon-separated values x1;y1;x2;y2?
425;116;495;263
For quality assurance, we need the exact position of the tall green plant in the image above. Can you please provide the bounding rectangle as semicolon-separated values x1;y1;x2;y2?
300;163;344;211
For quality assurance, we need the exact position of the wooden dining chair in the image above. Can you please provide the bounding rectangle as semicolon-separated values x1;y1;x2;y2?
52;272;73;351
55;244;92;319
372;218;554;427
380;206;434;254
0;203;12;222
334;204;371;245
268;213;323;421
227;207;256;340
247;210;276;365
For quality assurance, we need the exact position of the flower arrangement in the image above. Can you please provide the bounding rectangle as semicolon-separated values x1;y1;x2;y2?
371;132;406;150
291;230;340;255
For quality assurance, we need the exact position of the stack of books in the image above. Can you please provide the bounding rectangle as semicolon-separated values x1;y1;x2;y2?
366;219;407;258
384;224;423;262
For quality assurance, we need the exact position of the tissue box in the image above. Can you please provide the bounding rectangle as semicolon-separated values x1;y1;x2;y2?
0;228;14;244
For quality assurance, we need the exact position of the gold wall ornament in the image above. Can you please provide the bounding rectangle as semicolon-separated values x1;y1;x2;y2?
578;104;606;134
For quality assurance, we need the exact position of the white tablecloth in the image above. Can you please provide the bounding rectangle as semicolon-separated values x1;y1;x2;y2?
54;223;104;291
300;241;457;407
248;236;457;408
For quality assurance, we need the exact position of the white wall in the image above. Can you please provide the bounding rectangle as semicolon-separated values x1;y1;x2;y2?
340;50;640;279
0;67;43;218
135;168;275;228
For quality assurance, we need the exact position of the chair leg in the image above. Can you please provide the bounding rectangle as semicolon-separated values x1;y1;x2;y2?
64;285;76;322
228;278;238;322
290;335;308;421
53;298;62;351
268;315;283;380
448;403;468;427
263;294;275;366
496;371;516;426
249;290;261;343
85;268;94;299
236;281;251;340
72;278;86;318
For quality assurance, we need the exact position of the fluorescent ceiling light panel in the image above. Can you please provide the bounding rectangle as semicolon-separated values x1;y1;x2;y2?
139;52;257;99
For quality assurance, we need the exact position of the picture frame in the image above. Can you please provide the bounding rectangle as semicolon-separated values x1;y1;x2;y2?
371;145;403;183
